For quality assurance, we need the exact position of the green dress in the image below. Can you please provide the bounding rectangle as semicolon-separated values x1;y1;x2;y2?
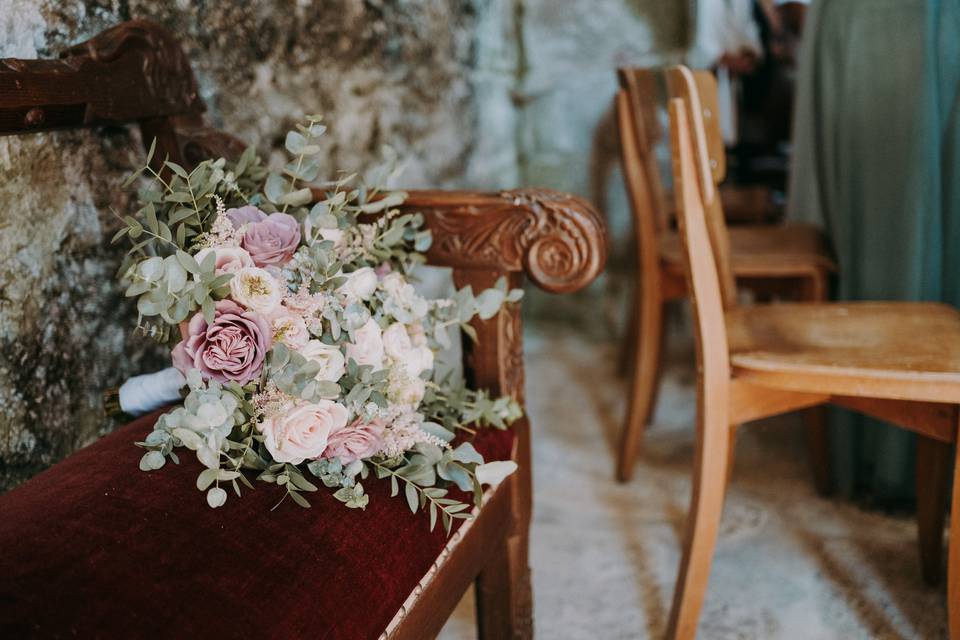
788;0;960;505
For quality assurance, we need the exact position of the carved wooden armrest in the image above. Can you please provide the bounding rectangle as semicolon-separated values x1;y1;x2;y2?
399;189;606;295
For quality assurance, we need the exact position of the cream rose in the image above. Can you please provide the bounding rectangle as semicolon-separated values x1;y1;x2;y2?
338;267;378;301
345;318;385;369
298;339;346;382
229;266;283;314
270;311;310;350
258;400;348;464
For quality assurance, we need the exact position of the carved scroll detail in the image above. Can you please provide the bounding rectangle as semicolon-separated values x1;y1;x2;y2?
412;188;607;295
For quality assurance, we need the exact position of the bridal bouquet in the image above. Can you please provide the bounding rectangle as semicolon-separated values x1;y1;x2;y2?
115;116;522;531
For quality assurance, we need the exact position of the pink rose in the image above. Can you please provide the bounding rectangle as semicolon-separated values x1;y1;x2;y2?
172;300;272;385
226;205;267;228
259;400;349;464
241;212;301;267
193;246;255;275
325;419;385;464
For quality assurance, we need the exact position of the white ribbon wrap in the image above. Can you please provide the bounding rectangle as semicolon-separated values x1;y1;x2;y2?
118;367;186;416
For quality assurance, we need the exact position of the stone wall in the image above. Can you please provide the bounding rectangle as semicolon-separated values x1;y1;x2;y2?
0;0;688;489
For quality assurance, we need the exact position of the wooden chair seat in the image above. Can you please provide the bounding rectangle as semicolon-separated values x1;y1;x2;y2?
727;302;960;403
660;222;835;278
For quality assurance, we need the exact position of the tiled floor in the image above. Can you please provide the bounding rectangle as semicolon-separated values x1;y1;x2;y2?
438;321;948;639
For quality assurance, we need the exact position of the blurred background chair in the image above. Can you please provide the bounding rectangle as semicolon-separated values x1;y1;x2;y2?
662;64;958;640
614;67;835;488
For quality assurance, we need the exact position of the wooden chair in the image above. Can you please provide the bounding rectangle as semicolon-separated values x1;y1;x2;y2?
663;64;959;639
615;68;837;491
0;21;606;640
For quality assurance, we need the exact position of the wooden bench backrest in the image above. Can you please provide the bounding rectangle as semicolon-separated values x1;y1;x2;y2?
0;20;244;171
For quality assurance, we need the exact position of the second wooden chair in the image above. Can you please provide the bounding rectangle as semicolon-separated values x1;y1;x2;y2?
615;68;836;490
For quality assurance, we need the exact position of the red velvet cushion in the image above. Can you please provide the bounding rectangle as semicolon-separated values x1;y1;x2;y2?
0;410;514;639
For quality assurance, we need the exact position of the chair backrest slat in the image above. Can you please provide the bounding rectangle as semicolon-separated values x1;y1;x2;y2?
667;94;731;412
664;66;737;311
617;68;672;234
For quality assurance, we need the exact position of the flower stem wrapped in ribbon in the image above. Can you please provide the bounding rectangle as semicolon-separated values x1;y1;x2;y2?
115;116;523;532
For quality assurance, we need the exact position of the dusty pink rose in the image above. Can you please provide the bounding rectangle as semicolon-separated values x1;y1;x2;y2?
242;212;301;267
172;300;272;385
193;246;254;275
325;419;385;464
226;205;267;228
259;400;349;464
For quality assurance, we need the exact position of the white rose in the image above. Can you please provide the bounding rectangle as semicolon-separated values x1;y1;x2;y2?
345;318;385;369
339;267;378;301
304;218;345;248
382;322;434;377
382;322;413;360
402;346;434;378
380;272;406;298
298;340;346;382
320;227;345;246
229;266;283;313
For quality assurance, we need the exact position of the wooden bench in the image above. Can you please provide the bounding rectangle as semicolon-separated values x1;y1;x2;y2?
0;20;605;640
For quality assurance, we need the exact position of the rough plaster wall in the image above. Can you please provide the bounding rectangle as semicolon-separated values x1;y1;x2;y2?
513;0;689;323
0;0;482;490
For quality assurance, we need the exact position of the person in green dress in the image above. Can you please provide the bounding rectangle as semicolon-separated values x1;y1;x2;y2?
788;0;960;505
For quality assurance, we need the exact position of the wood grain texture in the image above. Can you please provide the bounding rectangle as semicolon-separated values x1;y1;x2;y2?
663;64;960;640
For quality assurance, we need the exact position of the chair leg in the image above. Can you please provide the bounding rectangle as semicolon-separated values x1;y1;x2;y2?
618;278;640;377
916;435;952;585
476;531;533;640
666;417;732;639
617;287;665;482
803;407;834;496
949;435;960;639
800;272;834;496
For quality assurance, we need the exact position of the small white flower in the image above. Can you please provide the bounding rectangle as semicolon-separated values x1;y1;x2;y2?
229;266;283;313
387;366;426;407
